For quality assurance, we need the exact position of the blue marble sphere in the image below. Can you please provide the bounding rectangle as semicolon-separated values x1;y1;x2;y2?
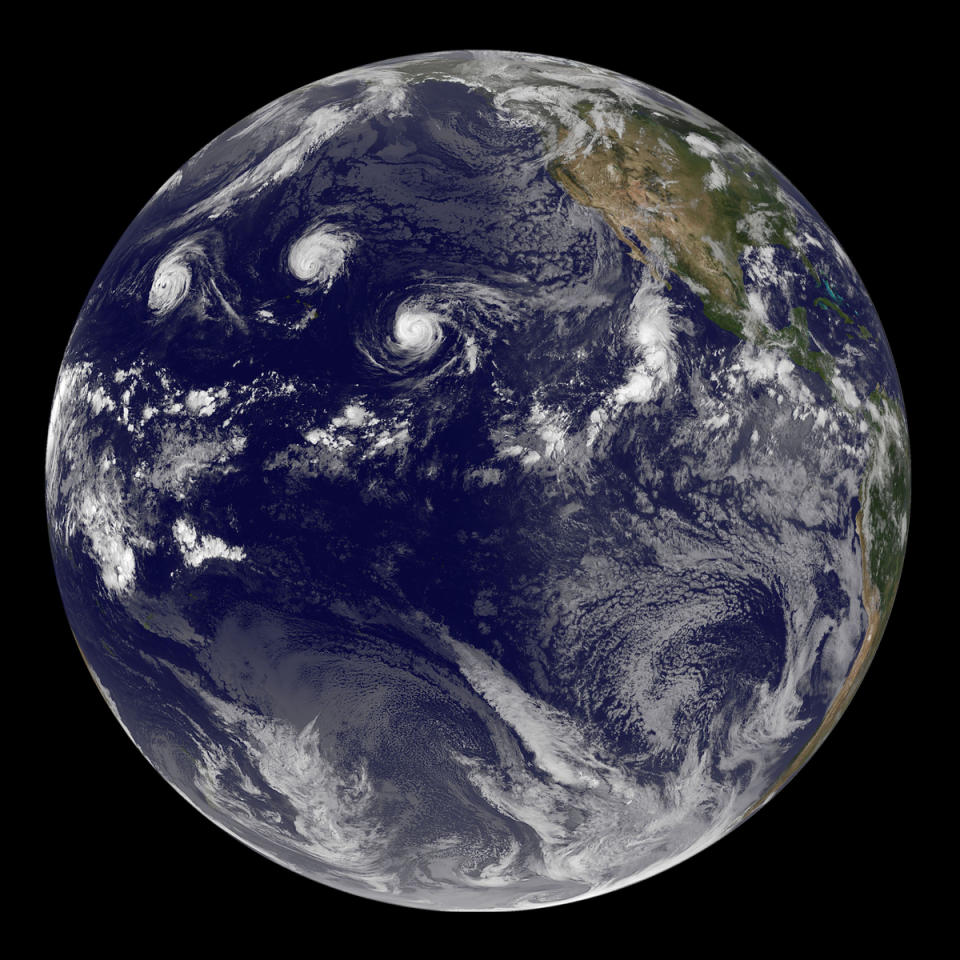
46;50;909;910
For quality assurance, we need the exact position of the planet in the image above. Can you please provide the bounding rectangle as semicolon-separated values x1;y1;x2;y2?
45;50;909;910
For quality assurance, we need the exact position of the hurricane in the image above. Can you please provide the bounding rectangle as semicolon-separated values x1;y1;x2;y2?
148;243;194;315
389;303;445;363
287;223;356;289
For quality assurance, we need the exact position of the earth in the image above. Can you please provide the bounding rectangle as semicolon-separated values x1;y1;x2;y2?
45;50;909;911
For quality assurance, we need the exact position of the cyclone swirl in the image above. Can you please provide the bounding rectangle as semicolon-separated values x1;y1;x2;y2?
355;284;486;383
388;305;445;363
147;245;195;315
287;223;356;290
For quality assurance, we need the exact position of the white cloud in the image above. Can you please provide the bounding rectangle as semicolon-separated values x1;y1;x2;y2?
172;518;245;567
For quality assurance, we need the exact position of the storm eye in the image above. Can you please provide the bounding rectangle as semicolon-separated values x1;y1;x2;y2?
287;224;356;289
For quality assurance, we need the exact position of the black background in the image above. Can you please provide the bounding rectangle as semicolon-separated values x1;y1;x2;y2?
29;13;932;944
